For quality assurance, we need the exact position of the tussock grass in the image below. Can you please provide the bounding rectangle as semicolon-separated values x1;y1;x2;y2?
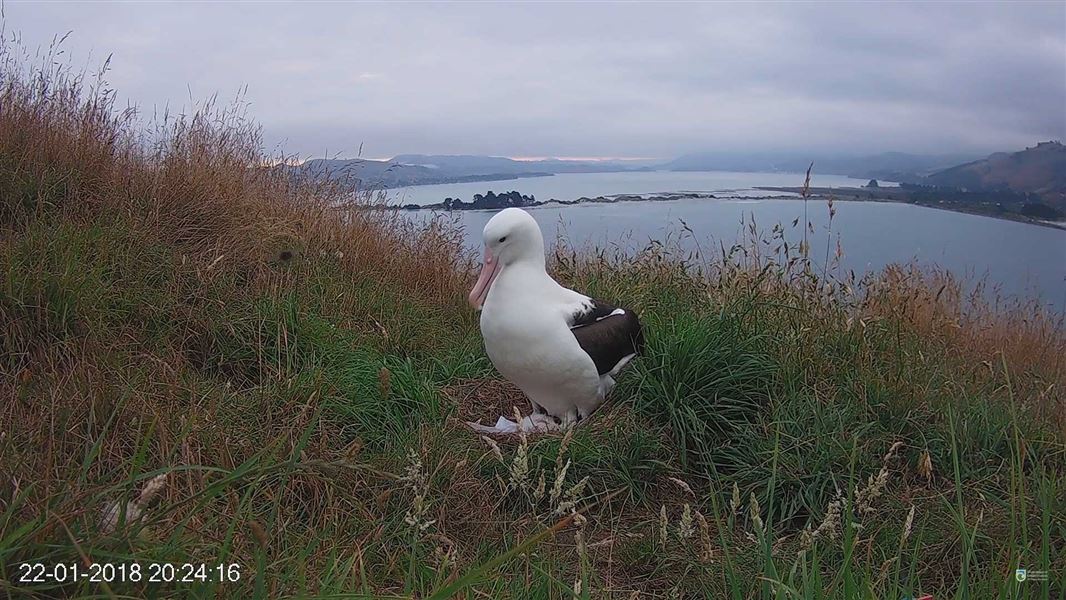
627;305;776;473
1;36;1063;598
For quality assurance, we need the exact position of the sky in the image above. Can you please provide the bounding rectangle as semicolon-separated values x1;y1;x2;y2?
3;1;1065;160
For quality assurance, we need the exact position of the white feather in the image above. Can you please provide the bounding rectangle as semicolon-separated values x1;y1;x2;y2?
475;208;615;424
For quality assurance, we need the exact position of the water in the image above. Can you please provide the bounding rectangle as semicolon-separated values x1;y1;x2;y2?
390;172;1066;310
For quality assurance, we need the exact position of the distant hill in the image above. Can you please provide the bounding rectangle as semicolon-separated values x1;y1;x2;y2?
664;151;977;182
925;141;1066;207
289;157;551;189
289;155;650;188
392;154;533;175
392;154;654;175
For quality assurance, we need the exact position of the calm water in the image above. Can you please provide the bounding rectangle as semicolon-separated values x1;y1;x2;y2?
390;172;1066;310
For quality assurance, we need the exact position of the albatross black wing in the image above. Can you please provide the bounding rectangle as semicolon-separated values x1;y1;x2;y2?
567;299;644;376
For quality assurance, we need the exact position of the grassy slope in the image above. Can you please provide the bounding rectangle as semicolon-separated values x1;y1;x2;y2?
1;47;1064;599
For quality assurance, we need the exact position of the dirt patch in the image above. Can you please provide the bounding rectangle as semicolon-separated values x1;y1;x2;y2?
443;377;531;425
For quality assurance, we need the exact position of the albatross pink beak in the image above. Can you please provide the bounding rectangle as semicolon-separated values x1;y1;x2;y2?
468;247;501;310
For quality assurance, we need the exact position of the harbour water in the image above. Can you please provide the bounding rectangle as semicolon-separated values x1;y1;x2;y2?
391;172;1066;310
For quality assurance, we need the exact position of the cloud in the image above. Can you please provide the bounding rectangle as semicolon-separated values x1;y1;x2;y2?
3;1;1063;158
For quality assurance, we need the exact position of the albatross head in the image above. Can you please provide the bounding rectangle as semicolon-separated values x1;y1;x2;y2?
468;208;545;309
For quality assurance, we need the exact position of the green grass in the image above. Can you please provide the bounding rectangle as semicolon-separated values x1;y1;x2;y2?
627;300;776;473
5;213;1061;598
1;43;1063;598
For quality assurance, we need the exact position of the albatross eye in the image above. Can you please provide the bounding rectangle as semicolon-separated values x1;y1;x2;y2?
498;236;507;243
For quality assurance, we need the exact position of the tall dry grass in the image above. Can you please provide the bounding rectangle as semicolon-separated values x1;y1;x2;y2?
0;35;468;302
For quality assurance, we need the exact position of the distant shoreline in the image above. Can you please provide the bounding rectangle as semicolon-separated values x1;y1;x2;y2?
387;190;725;211
377;185;1066;230
757;187;1066;231
382;184;1065;231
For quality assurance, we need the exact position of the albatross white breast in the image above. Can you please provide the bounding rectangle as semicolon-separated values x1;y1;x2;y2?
468;208;644;426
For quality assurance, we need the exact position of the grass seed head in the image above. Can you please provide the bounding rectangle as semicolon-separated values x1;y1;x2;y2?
696;511;713;562
377;367;391;398
678;503;694;540
550;458;571;508
402;450;435;534
99;501;142;533
480;435;504;462
808;492;845;544
667;477;695;497
508;438;530;493
857;441;903;515
659;505;669;549
534;470;546;504
748;493;764;534
554;475;590;516
918;450;934;483
100;474;170;533
902;504;916;542
136;474;168;505
557;423;574;472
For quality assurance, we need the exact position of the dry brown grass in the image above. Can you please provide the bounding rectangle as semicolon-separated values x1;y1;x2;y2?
860;265;1064;429
0;37;469;304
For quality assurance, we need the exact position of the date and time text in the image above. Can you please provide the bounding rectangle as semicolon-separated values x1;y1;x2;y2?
17;562;242;584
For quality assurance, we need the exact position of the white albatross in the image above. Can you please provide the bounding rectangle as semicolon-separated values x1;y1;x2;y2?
467;208;643;432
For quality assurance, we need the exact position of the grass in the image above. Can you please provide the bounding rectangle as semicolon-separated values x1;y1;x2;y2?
1;36;1064;599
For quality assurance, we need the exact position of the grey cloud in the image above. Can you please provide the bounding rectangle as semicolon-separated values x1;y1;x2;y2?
4;1;1063;159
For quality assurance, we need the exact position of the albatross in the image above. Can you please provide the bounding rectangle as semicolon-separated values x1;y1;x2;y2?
467;208;644;431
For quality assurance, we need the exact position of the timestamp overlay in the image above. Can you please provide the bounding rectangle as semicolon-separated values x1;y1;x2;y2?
16;562;243;586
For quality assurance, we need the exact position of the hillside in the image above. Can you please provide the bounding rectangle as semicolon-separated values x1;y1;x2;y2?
290;157;552;189
2;48;1064;599
925;141;1066;207
664;151;977;182
291;154;650;189
392;154;654;174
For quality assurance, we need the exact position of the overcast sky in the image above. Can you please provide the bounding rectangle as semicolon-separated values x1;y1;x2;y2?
4;1;1064;159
